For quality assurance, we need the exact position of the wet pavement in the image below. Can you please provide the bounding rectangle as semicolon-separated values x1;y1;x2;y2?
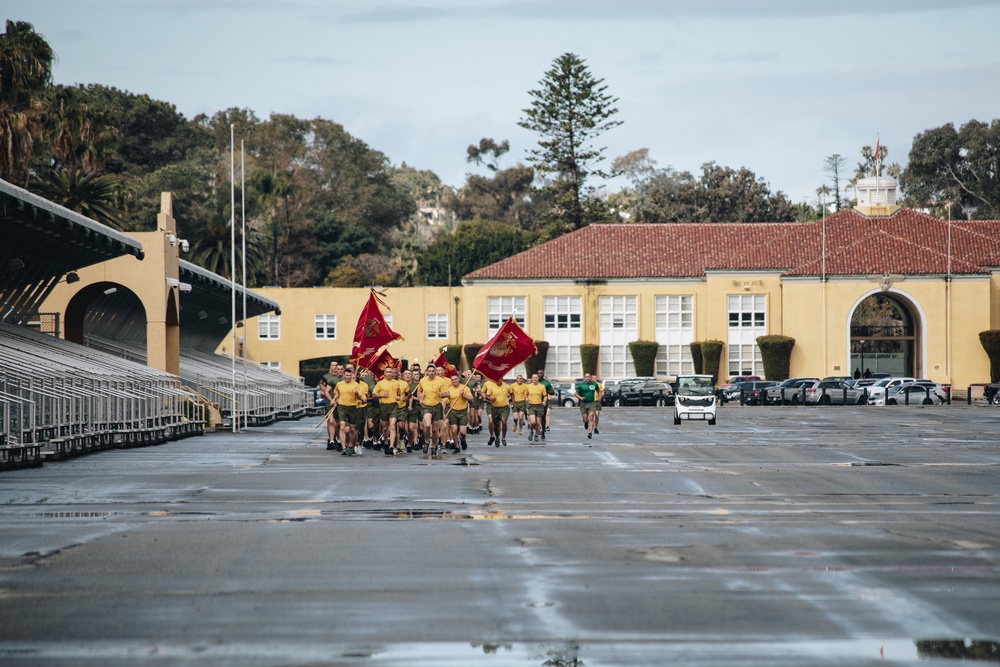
1;405;998;666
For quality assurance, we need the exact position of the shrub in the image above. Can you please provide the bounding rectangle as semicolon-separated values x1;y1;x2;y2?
979;331;1000;382
524;341;550;377
756;335;795;381
580;344;600;376
700;340;725;385
440;344;463;371
628;340;660;377
689;341;703;374
464;343;483;370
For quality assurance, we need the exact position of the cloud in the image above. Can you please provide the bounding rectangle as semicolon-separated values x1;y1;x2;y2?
339;0;998;24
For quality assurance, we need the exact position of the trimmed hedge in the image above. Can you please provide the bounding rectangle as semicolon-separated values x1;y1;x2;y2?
756;335;795;381
700;340;725;385
689;341;703;374
440;344;463;371
979;330;1000;382
628;340;660;377
464;343;483;370
580;344;600;376
524;340;550;377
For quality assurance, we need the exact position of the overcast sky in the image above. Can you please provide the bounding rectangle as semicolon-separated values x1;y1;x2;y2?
8;0;1000;204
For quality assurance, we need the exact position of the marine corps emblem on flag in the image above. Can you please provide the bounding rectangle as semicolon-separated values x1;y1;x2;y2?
472;317;536;383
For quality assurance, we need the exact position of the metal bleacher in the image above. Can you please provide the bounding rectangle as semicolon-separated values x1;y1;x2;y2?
0;323;203;470
84;336;309;429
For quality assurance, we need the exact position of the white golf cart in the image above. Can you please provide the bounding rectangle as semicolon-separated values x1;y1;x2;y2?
673;374;717;425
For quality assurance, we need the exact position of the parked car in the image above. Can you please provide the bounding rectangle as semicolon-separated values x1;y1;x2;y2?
601;378;661;406
551;381;580;407
981;382;1000;405
732;381;778;405
613;380;674;407
764;377;819;405
803;379;868;405
674;374;718;425
718;375;763;403
866;377;917;405
886;382;949;405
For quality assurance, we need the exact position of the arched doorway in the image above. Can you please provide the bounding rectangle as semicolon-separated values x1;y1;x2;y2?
849;292;919;378
64;282;148;361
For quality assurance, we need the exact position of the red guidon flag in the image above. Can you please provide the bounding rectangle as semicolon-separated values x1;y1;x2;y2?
352;290;402;364
366;348;397;380
472;316;536;383
431;349;459;378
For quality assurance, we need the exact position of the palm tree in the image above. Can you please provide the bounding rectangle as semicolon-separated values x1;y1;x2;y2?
32;167;124;228
0;20;55;185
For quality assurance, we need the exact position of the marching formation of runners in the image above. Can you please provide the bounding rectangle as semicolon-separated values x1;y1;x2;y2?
318;362;605;457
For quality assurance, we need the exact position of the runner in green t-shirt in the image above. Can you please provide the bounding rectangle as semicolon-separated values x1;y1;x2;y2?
575;373;602;439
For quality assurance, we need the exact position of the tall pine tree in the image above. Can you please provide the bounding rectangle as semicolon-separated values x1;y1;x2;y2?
518;53;622;231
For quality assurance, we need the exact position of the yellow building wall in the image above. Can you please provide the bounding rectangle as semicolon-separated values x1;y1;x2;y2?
240;286;460;373
239;271;996;389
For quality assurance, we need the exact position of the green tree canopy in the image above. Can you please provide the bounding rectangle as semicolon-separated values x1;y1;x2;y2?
417;219;535;285
0;20;55;186
901;119;1000;219
634;162;798;223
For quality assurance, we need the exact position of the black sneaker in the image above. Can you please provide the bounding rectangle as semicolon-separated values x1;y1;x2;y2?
501;439;507;447
384;445;393;456
488;437;495;447
460;437;467;451
593;428;599;435
406;446;413;453
326;440;335;450
540;431;545;441
422;443;429;454
587;433;592;439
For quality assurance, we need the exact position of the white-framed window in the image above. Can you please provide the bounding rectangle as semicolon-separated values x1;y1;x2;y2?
544;296;582;378
426;313;448;339
599;295;637;330
727;294;766;377
314;314;336;340
655;295;694;377
544;296;581;329
258;313;280;340
260;361;280;370
488;296;526;332
599;296;637;378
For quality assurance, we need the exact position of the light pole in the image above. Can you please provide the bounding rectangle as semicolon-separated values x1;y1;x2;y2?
859;339;866;377
453;295;460;345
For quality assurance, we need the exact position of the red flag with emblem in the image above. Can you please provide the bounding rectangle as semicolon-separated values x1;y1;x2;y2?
472;316;537;383
351;290;402;364
364;348;397;380
431;349;459;378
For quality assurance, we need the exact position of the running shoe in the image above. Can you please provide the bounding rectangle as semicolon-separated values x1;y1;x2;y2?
594;428;600;435
501;439;507;447
488;437;495;447
587;433;592;439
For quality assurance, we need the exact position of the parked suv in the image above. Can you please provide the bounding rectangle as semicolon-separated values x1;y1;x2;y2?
718;375;762;403
612;380;674;407
866;377;917;405
803;379;868;405
764;377;819;405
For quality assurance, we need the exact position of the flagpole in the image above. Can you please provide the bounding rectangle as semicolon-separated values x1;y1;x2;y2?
230;124;237;434
241;139;248;432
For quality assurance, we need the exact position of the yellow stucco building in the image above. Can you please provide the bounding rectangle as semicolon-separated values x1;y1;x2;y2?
242;180;1000;393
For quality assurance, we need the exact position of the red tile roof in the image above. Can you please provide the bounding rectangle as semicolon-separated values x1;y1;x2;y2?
463;208;1000;281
